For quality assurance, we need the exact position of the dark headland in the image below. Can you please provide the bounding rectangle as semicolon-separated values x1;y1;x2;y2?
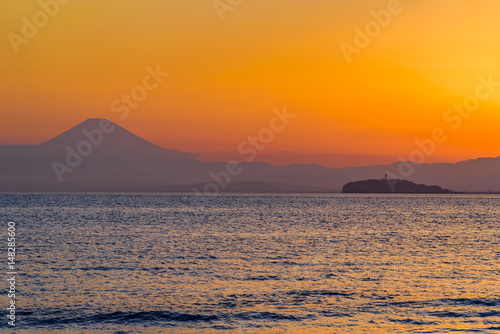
342;179;454;194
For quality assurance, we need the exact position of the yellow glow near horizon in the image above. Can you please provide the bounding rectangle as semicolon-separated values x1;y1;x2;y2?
1;0;500;167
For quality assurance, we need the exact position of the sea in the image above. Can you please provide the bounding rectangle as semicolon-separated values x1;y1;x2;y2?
0;193;499;333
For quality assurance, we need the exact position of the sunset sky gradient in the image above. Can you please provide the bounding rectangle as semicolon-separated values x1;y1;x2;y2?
1;0;500;167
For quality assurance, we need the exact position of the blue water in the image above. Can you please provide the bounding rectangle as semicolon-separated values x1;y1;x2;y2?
1;193;499;333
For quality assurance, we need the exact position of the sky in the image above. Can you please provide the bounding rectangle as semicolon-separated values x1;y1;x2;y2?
1;0;500;168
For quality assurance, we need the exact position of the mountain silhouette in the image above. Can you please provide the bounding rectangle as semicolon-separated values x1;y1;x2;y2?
42;118;197;160
43;118;161;147
1;118;500;192
0;119;204;191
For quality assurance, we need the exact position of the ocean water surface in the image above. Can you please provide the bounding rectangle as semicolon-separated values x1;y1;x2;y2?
0;193;499;333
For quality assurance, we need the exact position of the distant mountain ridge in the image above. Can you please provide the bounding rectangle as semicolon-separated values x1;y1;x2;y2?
1;118;500;193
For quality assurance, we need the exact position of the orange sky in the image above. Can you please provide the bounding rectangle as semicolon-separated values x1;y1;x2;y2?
1;0;500;167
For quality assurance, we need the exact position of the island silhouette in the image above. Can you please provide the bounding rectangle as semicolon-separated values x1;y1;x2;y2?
342;179;454;194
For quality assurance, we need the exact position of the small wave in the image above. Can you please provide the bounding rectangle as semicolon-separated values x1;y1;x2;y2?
243;275;280;281
20;310;315;329
439;298;500;307
287;289;354;297
234;311;315;321
388;317;438;325
428;310;500;318
21;311;218;327
378;297;500;310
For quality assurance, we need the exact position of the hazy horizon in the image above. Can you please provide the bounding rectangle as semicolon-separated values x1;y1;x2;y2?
3;117;500;169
